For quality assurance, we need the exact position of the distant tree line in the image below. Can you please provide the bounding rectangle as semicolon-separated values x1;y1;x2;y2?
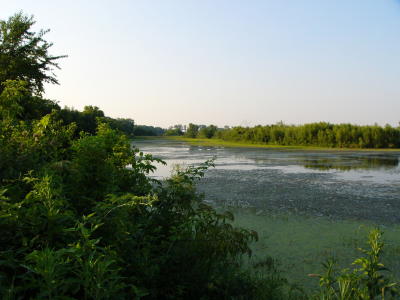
164;123;219;139
216;122;400;148
164;124;184;136
132;124;165;136
55;105;132;136
57;106;164;138
172;122;400;148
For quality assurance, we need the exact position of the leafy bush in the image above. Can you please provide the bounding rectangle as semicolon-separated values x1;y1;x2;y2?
0;82;282;298
312;229;398;300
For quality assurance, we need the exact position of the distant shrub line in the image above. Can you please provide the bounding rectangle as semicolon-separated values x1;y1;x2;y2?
171;122;400;149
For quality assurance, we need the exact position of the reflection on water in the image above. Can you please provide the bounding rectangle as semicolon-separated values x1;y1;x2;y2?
301;156;399;171
134;139;400;183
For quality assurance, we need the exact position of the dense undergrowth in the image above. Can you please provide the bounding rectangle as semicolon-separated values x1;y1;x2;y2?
1;11;399;299
0;82;288;298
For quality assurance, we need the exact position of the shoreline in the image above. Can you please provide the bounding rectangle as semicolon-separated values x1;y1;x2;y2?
133;136;400;152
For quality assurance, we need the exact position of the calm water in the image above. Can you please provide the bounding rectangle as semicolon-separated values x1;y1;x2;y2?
133;138;400;287
134;139;400;223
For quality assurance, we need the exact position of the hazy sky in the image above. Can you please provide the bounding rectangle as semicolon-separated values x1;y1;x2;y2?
2;0;400;128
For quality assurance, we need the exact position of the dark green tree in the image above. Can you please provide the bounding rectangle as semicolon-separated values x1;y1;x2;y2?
0;80;59;121
0;12;66;94
164;124;183;136
198;124;218;138
133;124;164;136
185;123;199;138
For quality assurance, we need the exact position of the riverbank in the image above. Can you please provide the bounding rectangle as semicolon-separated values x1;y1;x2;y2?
134;136;400;152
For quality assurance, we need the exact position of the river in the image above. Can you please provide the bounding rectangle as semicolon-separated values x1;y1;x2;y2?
133;138;400;287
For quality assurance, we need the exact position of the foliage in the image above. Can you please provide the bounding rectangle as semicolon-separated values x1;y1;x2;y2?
57;106;104;135
133;124;164;136
57;106;138;137
198;125;218;139
0;12;277;297
164;124;184;136
0;36;280;298
107;118;135;136
212;122;400;148
177;122;400;148
0;110;276;298
312;229;398;299
169;121;400;148
0;12;66;95
0;10;138;138
0;79;59;121
0;105;76;184
185;123;200;138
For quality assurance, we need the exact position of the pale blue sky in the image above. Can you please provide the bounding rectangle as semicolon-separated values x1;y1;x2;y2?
2;0;400;127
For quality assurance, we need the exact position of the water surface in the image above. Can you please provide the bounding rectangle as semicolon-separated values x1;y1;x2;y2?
134;139;400;223
133;139;400;287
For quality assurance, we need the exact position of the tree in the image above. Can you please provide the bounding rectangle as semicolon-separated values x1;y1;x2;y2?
0;79;59;121
164;124;183;136
185;123;199;138
133;124;164;136
198;124;218;139
0;12;66;94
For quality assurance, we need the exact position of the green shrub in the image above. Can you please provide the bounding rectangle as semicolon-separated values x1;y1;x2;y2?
312;229;398;300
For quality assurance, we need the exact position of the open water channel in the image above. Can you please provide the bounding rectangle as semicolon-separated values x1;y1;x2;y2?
133;138;400;288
